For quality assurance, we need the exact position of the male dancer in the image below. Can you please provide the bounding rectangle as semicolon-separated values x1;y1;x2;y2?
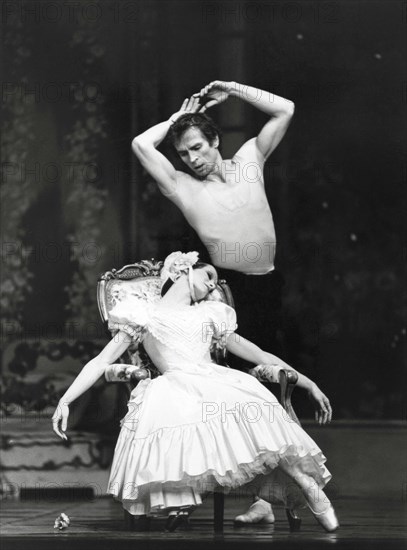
132;80;294;355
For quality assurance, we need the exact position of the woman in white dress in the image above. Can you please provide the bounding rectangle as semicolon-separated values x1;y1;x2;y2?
52;252;339;533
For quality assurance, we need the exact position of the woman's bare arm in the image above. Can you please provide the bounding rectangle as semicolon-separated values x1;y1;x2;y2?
52;331;131;439
226;332;332;424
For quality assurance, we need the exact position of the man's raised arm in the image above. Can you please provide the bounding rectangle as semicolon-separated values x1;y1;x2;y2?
132;96;202;195
197;81;295;161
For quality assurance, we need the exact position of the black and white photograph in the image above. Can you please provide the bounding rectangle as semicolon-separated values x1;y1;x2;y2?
1;1;406;549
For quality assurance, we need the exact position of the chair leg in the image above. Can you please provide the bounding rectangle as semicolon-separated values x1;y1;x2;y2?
214;491;224;533
123;510;151;532
123;509;135;530
286;508;302;531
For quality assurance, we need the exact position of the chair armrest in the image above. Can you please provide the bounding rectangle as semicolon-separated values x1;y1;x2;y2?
278;369;301;426
249;365;301;426
105;364;150;383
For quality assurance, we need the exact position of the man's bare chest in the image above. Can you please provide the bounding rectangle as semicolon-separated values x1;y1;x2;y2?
203;178;251;211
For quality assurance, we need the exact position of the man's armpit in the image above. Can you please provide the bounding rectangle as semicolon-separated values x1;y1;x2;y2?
159;183;177;197
233;137;266;166
158;174;179;197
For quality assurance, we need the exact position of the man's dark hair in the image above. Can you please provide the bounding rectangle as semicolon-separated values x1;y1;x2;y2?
168;113;222;150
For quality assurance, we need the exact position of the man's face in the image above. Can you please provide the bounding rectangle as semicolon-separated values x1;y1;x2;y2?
175;127;219;178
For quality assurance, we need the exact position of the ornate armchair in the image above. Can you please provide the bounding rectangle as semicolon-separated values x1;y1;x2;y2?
97;259;235;382
97;259;299;532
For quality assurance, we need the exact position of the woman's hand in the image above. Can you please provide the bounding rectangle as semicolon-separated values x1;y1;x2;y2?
169;96;205;124
52;401;69;440
193;80;235;110
308;384;332;425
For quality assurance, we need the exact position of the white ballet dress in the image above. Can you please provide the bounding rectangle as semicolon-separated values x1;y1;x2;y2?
106;298;331;515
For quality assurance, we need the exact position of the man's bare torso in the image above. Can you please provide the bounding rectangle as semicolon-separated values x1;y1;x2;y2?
168;153;276;274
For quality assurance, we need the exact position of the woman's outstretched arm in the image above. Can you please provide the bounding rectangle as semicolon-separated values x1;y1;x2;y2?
52;330;131;439
226;332;309;387
226;332;332;424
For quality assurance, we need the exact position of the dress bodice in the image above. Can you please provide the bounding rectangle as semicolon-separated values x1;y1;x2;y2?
108;298;237;373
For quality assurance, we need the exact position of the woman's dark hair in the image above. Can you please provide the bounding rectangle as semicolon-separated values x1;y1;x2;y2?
168;113;222;150
160;278;174;297
160;261;210;297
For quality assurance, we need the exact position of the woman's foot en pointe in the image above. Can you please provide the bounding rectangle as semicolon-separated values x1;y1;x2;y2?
291;472;339;533
308;504;339;532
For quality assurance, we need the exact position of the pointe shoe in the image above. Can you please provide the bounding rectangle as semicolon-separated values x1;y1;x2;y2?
310;505;339;532
286;508;302;532
234;498;275;525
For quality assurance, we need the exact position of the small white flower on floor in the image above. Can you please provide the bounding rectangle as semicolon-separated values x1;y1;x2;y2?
53;513;70;530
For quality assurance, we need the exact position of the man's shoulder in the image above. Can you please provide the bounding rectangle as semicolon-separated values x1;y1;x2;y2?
233;137;266;165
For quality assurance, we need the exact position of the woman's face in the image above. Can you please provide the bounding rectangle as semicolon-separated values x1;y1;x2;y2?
191;265;218;301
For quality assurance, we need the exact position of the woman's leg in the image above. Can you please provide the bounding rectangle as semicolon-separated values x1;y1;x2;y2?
266;460;339;532
291;472;332;514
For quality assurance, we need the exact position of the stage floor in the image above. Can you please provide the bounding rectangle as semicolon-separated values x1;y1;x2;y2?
1;495;406;550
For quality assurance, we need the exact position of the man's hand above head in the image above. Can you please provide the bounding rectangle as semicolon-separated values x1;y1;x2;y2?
131;95;206;196
193;80;235;111
170;96;205;123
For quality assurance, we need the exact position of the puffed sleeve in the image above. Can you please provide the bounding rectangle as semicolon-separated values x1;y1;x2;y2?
107;296;149;342
204;301;237;345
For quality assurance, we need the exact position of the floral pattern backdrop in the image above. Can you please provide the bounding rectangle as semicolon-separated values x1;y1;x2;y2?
1;2;124;418
1;17;37;338
62;24;108;330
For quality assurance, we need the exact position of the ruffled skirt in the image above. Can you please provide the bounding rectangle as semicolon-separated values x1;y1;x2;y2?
107;363;331;515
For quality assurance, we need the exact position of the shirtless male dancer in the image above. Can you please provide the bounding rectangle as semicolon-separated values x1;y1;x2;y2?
133;81;312;525
132;81;294;354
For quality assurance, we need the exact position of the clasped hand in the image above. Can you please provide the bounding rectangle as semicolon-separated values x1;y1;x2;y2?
170;80;234;122
193;80;234;109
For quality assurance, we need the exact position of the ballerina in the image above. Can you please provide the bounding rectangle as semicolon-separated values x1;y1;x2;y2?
52;251;339;533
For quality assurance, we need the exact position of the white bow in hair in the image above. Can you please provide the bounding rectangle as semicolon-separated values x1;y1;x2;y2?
160;251;199;283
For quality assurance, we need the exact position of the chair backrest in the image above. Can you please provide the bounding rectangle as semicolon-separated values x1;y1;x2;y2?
97;259;235;375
